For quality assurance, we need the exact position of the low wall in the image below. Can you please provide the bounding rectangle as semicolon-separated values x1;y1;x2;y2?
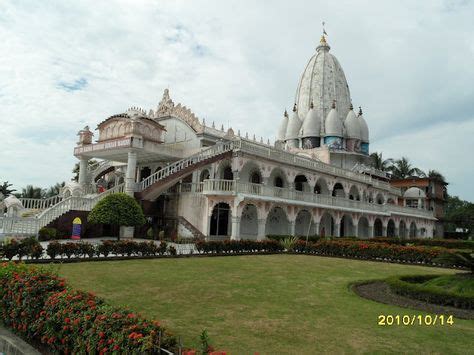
0;324;40;355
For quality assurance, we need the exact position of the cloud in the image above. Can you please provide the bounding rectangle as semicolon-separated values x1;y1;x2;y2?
57;78;88;92
0;0;473;202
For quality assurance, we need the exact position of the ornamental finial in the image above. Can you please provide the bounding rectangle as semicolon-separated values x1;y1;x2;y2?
358;106;363;115
332;100;336;109
284;109;288;117
310;100;314;109
349;102;353;110
293;103;297;112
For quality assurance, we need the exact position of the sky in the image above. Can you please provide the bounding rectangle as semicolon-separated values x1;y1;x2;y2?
1;0;473;201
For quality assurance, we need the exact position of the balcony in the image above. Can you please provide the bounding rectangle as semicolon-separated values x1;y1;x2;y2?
179;179;435;219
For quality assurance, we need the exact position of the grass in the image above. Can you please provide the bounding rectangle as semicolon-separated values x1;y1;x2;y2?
52;255;474;354
422;274;474;295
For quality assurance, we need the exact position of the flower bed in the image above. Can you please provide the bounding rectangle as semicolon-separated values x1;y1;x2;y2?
0;262;177;353
385;274;474;309
0;239;177;261
195;240;283;254
370;238;474;250
292;240;452;265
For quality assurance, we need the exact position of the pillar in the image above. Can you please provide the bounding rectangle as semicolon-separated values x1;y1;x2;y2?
314;222;320;237
289;220;296;236
333;223;341;237
125;151;138;196
382;225;387;237
257;219;266;241
394;227;399;238
368;224;374;238
231;216;241;240
78;157;89;186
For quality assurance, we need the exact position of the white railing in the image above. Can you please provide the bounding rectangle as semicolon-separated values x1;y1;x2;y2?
201;179;434;219
1;183;126;236
233;139;401;195
19;195;63;210
139;141;234;191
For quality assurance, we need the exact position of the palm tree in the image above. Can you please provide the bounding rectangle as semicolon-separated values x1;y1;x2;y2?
369;152;393;171
428;169;446;183
45;182;65;197
0;181;16;197
72;159;98;182
21;185;45;199
390;157;425;179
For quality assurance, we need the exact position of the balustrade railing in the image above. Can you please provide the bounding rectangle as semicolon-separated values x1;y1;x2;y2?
234;139;401;195
201;179;434;218
139;141;234;191
19;195;63;210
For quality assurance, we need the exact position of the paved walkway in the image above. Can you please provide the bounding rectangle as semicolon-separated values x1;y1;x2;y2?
0;324;40;355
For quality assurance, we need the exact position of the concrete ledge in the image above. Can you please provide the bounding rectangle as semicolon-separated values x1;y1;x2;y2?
0;324;40;355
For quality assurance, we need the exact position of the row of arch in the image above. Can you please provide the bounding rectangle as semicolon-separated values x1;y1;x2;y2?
209;202;425;239
201;160;392;204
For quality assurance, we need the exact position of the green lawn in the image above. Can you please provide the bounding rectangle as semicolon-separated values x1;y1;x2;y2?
53;255;474;354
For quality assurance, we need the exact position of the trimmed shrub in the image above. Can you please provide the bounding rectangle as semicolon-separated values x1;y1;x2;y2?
46;241;62;260
386;274;473;309
38;227;57;241
0;263;177;353
195;240;284;254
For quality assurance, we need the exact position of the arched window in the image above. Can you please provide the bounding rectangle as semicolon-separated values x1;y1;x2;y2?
274;176;284;188
250;171;262;184
210;203;231;236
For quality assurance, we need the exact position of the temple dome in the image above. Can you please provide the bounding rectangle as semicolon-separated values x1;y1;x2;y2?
300;102;321;137
285;105;302;140
344;106;361;139
325;102;343;137
277;110;289;141
358;107;369;142
295;36;352;126
404;187;426;199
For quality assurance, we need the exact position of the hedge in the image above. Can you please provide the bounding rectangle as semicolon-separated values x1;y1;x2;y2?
291;240;455;266
385;274;473;309
0;263;177;353
0;239;176;261
266;235;321;243
370;237;474;250
195;240;284;254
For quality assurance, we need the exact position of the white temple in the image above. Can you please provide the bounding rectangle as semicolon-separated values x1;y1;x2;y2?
0;35;438;240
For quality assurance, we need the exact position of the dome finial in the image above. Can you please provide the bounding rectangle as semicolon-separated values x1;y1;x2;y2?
358;106;363;115
293;103;297;112
310;100;314;109
284;109;288;117
349;102;353;110
332;99;336;109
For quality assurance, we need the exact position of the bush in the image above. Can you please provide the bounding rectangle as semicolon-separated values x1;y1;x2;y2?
195;240;284;254
267;235;321;243
370;237;474;250
46;241;62;260
97;240;114;257
38;227;57;241
0;263;177;353
291;239;458;267
0;237;43;260
386;274;474;309
88;193;146;240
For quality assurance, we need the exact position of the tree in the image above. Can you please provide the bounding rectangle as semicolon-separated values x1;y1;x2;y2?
87;193;146;240
20;185;45;199
45;182;65;198
0;181;16;197
428;169;447;183
369;152;393;171
72;159;98;182
390;157;425;179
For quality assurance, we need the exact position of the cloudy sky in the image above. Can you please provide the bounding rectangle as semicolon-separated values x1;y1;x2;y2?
1;0;473;200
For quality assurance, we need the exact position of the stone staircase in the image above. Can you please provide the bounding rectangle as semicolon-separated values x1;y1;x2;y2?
178;216;205;240
136;140;235;200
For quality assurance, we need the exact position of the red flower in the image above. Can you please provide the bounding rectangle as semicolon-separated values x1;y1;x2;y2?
99;331;105;338
65;317;71;324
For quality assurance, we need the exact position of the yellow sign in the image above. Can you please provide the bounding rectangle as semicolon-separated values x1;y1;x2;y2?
72;217;82;225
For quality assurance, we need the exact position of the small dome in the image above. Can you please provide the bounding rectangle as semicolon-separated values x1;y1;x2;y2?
4;195;23;209
404;187;426;199
344;106;361;139
277;110;289;141
300;102;321;137
325;101;343;137
358;107;369;142
285;105;302;140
